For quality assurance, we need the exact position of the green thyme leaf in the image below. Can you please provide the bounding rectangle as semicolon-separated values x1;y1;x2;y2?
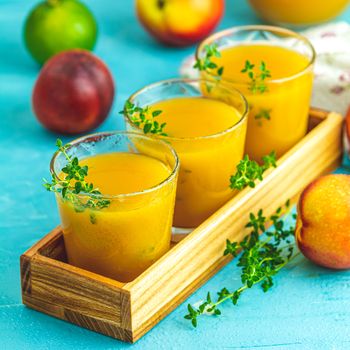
241;60;271;94
121;101;167;136
184;200;299;327
193;43;224;78
229;151;277;191
255;108;272;126
43;139;110;222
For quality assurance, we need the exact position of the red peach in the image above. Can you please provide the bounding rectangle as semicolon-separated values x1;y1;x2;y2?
295;174;350;269
345;107;350;154
136;0;224;46
33;49;115;134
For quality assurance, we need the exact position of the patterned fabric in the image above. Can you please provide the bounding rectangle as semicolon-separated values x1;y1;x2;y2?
179;22;350;116
305;22;350;116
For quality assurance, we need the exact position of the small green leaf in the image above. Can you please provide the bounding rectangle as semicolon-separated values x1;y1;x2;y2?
143;123;152;134
62;187;67;198
152;110;162;117
184;200;297;328
193;43;224;79
90;212;97;224
43;139;111;214
241;60;271;94
217;66;224;76
125;102;167;136
56;139;63;148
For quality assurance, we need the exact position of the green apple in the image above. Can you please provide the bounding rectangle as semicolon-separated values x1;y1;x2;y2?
24;0;97;64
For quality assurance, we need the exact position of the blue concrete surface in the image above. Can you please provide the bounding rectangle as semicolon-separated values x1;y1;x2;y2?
1;1;350;349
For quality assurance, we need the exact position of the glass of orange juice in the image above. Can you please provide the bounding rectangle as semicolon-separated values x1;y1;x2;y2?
196;26;315;161
248;0;349;27
124;78;248;229
50;132;179;282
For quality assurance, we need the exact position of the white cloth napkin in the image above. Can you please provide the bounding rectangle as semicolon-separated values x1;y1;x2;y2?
179;21;350;116
305;22;350;116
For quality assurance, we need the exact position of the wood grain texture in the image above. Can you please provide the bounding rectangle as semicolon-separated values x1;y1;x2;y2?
20;255;31;296
20;109;343;343
21;230;132;341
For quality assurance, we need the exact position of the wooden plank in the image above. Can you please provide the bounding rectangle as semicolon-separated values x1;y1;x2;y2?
30;255;124;324
21;231;132;335
39;231;67;262
22;295;133;342
20;254;32;296
21;227;63;259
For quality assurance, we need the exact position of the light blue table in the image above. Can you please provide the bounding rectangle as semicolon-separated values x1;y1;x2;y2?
1;1;350;349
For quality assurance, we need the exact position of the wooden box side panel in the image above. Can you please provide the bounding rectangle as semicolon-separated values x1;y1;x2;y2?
21;233;134;342
22;293;133;342
30;256;124;323
127;111;343;341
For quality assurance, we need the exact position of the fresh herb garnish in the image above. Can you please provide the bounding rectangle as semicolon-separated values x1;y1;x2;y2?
255;108;272;126
184;200;298;327
241;60;271;94
193;44;224;78
230;152;277;190
44;139;110;223
121;100;167;136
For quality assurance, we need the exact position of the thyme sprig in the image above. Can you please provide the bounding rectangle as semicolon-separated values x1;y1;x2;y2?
43;139;110;223
122;100;167;136
193;44;224;78
184;201;298;327
255;108;272;126
230;152;277;190
241;60;271;94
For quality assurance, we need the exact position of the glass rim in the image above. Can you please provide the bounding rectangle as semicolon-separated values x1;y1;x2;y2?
195;25;316;84
124;77;249;141
49;130;180;200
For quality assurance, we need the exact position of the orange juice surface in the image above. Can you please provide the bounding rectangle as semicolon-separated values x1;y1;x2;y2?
57;152;177;282
213;44;313;160
249;0;349;25
150;96;247;228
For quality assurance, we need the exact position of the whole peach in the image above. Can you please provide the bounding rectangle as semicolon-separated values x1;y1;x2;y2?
136;0;224;46
345;107;350;155
33;49;115;134
296;174;350;269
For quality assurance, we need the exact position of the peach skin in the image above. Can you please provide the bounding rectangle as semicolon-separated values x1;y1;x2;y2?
296;174;350;269
135;0;224;46
345;106;350;154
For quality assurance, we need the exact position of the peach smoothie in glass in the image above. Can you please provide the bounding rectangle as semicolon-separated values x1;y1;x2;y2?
249;0;349;27
49;132;179;282
196;26;315;161
124;78;248;228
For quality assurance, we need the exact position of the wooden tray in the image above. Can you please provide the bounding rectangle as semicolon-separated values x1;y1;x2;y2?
20;109;343;343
